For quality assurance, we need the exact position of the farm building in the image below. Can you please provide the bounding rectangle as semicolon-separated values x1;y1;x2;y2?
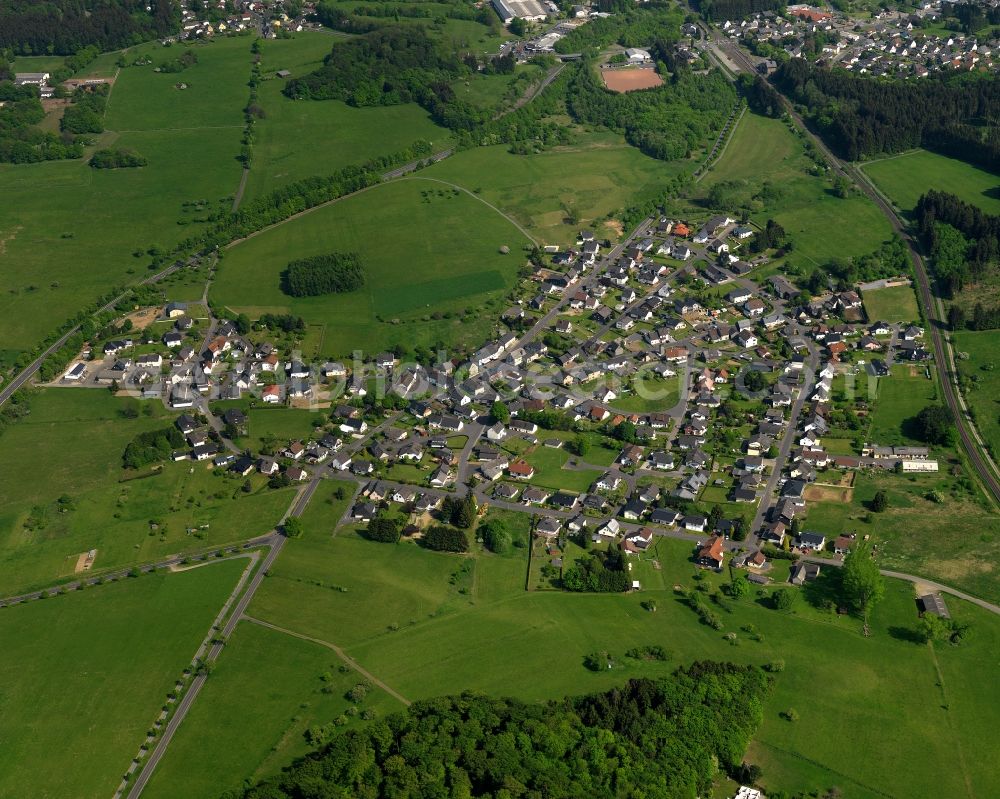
492;0;548;23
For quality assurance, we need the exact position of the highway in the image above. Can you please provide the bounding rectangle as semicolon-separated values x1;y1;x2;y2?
700;26;1000;506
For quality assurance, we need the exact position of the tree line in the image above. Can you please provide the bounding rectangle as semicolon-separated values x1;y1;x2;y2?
692;0;785;23
773;58;1000;171
227;664;771;799
90;147;147;168
0;0;178;55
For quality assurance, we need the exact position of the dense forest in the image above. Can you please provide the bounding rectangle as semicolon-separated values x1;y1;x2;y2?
692;0;785;23
774;59;1000;171
0;0;178;55
916;190;1000;312
284;26;489;128
566;61;736;161
282;252;365;297
230;664;771;799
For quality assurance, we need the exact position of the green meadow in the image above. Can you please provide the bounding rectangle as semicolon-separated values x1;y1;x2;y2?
862;149;1000;215
866;364;939;447
0;37;252;360
244;33;453;202
0;390;292;595
954;328;1000;463
241;527;1000;799
141;619;404;799
699;112;895;267
862;283;921;323
212;179;531;357
0;559;246;799
422;132;690;246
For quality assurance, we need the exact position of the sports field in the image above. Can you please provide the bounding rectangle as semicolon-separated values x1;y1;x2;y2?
862;149;1000;215
700;112;895;267
602;67;664;92
242;528;1000;799
0;390;293;595
862;283;921;323
0;558;246;798
212;179;532;357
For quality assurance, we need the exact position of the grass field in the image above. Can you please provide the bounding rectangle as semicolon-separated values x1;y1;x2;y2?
212;179;531;357
244;33;453;202
699;112;895;267
0;558;246;799
862;149;1000;215
522;446;604;493
862;283;921;323
422;132;690;246
866;364;940;447
243;527;1000;799
804;468;1000;604
0;37;251;360
141;619;404;799
0;390;293;595
954;328;1000;462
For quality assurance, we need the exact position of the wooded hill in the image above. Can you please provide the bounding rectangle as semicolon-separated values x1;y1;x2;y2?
773;59;1000;172
0;0;178;55
229;663;772;799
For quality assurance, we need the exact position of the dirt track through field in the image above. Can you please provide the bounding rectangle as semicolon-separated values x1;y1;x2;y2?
242;615;411;706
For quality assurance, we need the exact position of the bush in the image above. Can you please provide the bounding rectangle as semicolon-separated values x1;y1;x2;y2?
479;518;511;553
421;525;469;552
282;252;365;297
366;517;401;543
90;148;148;169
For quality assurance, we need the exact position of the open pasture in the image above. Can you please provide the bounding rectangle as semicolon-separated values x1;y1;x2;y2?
212;179;531;357
0;390;292;595
0;559;246;799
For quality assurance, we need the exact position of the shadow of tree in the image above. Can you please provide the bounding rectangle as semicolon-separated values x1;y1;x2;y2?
888;625;925;644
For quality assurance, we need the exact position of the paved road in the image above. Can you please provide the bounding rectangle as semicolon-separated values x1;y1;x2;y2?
701;26;1000;506
749;344;820;540
0;260;182;407
510;218;655;354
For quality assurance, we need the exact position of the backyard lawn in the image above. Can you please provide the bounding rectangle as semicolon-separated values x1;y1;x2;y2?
862;283;921;323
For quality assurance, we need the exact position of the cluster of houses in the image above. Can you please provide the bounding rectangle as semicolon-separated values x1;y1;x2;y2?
732;5;1000;78
54;207;933;593
177;0;315;40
